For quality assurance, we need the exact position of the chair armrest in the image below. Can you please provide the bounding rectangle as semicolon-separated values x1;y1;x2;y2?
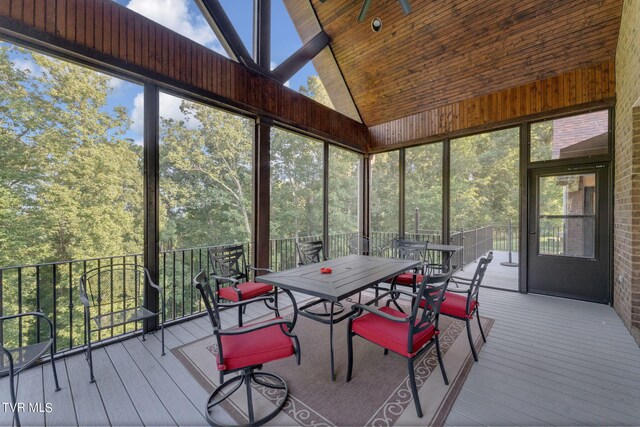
351;304;411;323
0;312;55;337
209;274;240;285
446;287;471;294
451;275;472;284
247;266;274;274
79;292;90;307
218;318;292;336
388;288;419;299
218;295;275;309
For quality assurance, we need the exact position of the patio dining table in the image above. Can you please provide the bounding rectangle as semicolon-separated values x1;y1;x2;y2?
256;254;420;381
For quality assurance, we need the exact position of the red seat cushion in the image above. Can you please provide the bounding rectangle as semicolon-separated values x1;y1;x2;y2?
218;282;273;302
352;306;436;357
217;318;295;371
420;291;477;319
394;273;424;286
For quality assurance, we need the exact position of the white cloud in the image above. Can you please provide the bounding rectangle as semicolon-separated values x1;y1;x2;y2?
13;57;42;75
284;80;290;88
126;0;225;54
130;92;145;136
107;76;124;91
130;91;201;139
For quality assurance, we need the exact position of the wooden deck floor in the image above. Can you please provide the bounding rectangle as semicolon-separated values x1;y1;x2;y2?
456;250;519;291
2;288;639;426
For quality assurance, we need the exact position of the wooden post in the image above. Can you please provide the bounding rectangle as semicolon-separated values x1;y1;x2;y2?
143;83;160;332
253;118;271;271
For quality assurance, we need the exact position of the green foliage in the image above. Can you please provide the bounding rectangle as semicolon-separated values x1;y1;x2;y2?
450;128;520;230
405;143;443;234
370;151;399;233
158;99;253;250
0;46;142;268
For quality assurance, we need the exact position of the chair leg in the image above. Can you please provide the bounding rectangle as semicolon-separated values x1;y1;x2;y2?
435;335;449;385
383;348;389;356
161;323;166;356
466;318;478;362
476;308;487;343
245;373;255;424
50;340;61;391
9;373;20;427
237;305;243;327
346;329;354;382
407;357;423;418
87;330;95;383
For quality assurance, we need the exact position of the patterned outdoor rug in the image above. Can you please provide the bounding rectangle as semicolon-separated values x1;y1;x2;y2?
173;300;493;426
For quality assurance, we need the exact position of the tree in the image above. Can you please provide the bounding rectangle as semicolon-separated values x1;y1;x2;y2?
158;100;253;250
0;45;143;348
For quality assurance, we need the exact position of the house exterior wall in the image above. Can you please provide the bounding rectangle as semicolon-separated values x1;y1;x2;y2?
614;0;640;344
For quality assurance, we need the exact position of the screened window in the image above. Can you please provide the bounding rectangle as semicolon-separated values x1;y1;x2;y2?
328;146;361;257
405;143;443;243
369;151;400;251
530;110;609;162
0;41;144;348
270;127;323;270
158;92;253;319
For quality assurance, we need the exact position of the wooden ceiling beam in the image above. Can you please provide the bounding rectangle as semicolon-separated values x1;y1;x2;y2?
195;0;255;68
272;31;330;84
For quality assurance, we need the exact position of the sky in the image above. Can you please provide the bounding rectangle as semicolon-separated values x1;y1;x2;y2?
5;0;322;146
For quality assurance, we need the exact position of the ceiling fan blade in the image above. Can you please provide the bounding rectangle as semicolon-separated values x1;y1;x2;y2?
358;0;372;22
398;0;412;14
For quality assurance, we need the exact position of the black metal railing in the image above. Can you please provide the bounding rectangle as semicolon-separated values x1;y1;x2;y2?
0;243;251;355
1;224;568;357
1;234;360;356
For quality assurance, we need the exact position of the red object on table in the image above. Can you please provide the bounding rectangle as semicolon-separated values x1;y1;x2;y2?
320;268;332;274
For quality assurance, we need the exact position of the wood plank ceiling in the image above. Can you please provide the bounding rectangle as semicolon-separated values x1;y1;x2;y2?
308;0;623;126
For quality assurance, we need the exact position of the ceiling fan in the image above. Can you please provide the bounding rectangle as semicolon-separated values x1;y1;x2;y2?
318;0;412;23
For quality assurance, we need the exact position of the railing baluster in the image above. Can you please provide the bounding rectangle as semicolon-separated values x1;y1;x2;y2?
182;250;186;318
52;264;57;351
198;249;202;312
68;262;73;349
190;249;194;315
36;266;41;343
17;268;23;347
83;260;87;346
172;251;177;321
162;252;167;320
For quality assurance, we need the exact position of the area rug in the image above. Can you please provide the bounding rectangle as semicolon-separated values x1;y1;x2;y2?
173;300;493;426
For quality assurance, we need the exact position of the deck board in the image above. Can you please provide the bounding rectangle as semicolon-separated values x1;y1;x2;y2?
1;287;639;426
42;355;77;426
15;365;45;426
104;343;174;425
91;347;143;426
121;337;207;425
63;352;111;426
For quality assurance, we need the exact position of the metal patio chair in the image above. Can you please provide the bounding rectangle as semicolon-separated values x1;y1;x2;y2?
208;244;276;327
347;271;452;418
80;264;165;383
296;240;348;312
194;270;301;426
348;235;387;256
1;312;60;427
389;238;429;293
423;252;493;362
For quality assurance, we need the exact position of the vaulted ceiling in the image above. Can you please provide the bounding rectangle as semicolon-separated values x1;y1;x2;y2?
302;0;623;126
